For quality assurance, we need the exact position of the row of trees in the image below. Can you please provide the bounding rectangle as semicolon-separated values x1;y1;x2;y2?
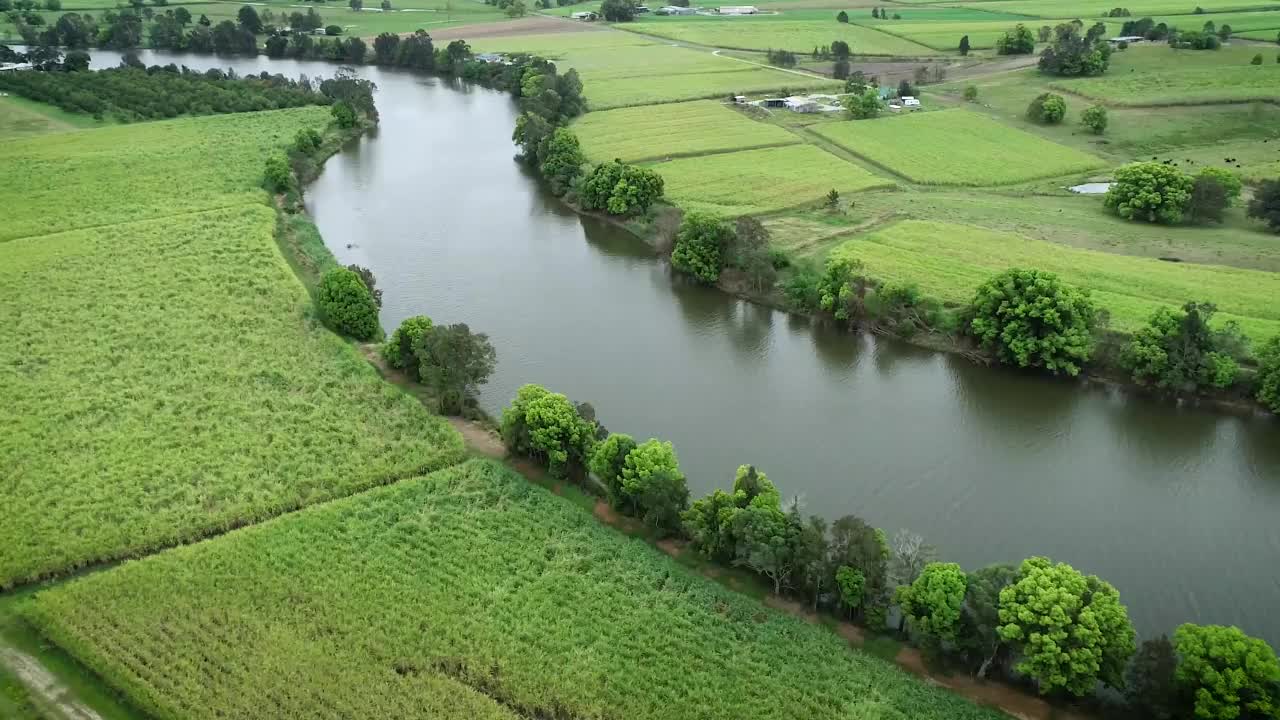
494;377;1280;716
1105;161;1251;226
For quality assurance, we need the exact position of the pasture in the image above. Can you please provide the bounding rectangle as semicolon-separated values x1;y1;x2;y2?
475;31;838;108
624;18;938;54
1055;64;1280;105
829;220;1280;340
812;109;1106;185
0;112;465;588
24;458;1008;720
650;144;894;215
0;94;104;139
572;99;800;162
953;0;1280;17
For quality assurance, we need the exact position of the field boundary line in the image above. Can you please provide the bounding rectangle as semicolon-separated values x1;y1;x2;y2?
608;139;803;165
0;647;104;720
790;124;917;185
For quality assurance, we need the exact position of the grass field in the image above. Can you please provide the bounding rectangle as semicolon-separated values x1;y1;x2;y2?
652;144;894;215
812;109;1106;185
829;220;1280;340
1142;9;1280;32
24;458;1008;720
623;18;939;54
0;111;465;588
1237;27;1280;38
475;31;838;108
572;99;800;162
0;94;106;139
1054;63;1280;106
953;0;1280;17
0;107;329;242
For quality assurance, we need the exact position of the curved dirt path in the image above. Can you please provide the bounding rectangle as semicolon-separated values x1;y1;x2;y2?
0;647;104;720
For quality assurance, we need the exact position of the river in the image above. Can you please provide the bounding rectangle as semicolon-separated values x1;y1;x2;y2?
91;51;1280;647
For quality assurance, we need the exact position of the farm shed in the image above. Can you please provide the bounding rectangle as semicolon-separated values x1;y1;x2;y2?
0;62;33;72
784;97;819;113
1108;35;1145;45
718;5;759;14
662;5;697;13
571;10;599;19
762;98;786;108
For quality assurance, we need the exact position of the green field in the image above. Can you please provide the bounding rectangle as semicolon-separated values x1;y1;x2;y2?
954;0;1280;17
474;30;838;108
572;99;800;162
1141;9;1280;32
1054;63;1280;106
623;18;938;54
24;458;1007;720
0;111;465;587
650;143;893;215
830;220;1280;339
0;94;106;139
813;109;1106;185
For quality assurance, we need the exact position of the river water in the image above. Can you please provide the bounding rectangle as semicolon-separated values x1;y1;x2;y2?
94;51;1280;646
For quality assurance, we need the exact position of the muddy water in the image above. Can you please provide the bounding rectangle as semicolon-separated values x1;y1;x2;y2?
96;51;1280;646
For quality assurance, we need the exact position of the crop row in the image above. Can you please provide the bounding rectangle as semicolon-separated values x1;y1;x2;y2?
573;99;800;163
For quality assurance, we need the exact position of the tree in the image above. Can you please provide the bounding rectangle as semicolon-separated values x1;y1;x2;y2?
729;216;777;292
1038;24;1052;41
896;562;967;649
1250;52;1262;64
197;12;210;25
620;439;688;533
1248;178;1280;232
830;516;890;624
795;515;832;609
887;528;936;590
732;503;801;594
237;4;261;32
684;464;780;562
502;385;596;478
1188;173;1229;223
372;31;399;63
579;160;663;216
381;0;391;8
331;100;358;128
538;127;585;195
1196;166;1242;204
1126;636;1178;720
958;34;970;55
996;23;1035;54
589;433;637;504
504;0;525;17
830;39;850;58
835;566;866;612
316;266;380;341
958;564;1017;678
174;5;190;23
1081;104;1107;134
1121;302;1244;393
963;84;978;101
262;153;293;194
844;87;883;119
817;255;869;323
1105;161;1193;224
381;315;432;376
62;49;89;71
411;323;496;414
600;0;635;21
836;9;847;22
897;79;914;98
1258;336;1280;413
671;211;732;284
325;23;342;35
1173;624;1280;720
969;268;1097;375
1217;22;1231;40
1038;21;1111;76
349;0;362;8
1025;92;1066;123
997;556;1136;696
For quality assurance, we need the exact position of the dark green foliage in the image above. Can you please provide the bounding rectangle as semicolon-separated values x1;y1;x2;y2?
1121;302;1244;392
538;127;586;195
897;79;914;98
381;315;433;377
963;84;978;101
958;34;970;55
843;88;883;119
1172;29;1220;49
331;100;358;128
1258;336;1280;413
969;268;1097;375
1247;179;1280;232
1251;52;1263;64
684;465;781;564
345;265;382;308
1105;161;1192;224
63;49;90;72
0;65;327;121
600;0;635;21
316;267;381;341
1038;22;1111;75
590;433;637;506
728;216;777;292
836;10;847;22
830;516;890;626
1081;104;1107;134
957;564;1016;678
865;282;942;338
501;384;597;479
671;212;733;283
1025;92;1066;123
1172;624;1280;720
413;323;497;414
817;255;870;323
237;4;261;32
766;48;797;67
324;24;342;35
262;154;294;194
1188;173;1229;223
292;127;323;154
996;23;1035;55
579;160;664;216
830;40;850;59
783;262;822;312
1125;636;1178;720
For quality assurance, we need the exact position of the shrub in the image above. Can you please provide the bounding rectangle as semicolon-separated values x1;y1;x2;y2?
500;384;596;479
381;315;433;376
262;153;293;194
325;24;342;35
1025;92;1066;124
316;266;381;340
843;88;883;119
963;85;978;102
1248;179;1280;232
331;100;358;128
590;433;638;506
1188;174;1229;223
619;439;689;534
579;160;664;216
345;264;382;308
1081;104;1107;134
996;24;1035;55
836;10;847;22
1121;301;1244;393
1195;167;1242;203
968;268;1097;375
292;127;323;153
1105;161;1192;224
413;323;497;414
671;212;732;284
1257;336;1280;413
783;262;822;312
1250;52;1263;64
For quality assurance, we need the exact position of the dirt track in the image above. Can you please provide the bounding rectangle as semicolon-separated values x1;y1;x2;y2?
427;15;605;41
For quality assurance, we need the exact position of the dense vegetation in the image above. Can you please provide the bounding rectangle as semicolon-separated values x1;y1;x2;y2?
24;459;1013;720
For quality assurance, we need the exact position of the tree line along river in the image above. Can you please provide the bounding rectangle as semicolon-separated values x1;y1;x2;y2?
91;51;1280;647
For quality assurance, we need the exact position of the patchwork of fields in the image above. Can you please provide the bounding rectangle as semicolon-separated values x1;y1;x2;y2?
623;18;939;54
830;220;1280;340
652;144;894;215
572;99;800;162
1055;64;1280;106
25;459;1008;720
0;111;465;587
813;109;1106;185
953;0;1279;16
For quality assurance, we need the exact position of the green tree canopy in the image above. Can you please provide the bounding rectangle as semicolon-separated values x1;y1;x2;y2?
538;127;585;196
671;211;733;283
1248;179;1280;232
1121;301;1244;393
316;266;380;341
589;432;638;506
996;23;1035;54
414;323;497;414
969;268;1097;376
1025;92;1066;124
501;384;597;479
843;88;883;119
959;563;1017;678
1257;336;1280;413
1105;161;1193;224
997;556;1136;696
1173;624;1280;720
619;439;689;533
817;255;869;323
1081;104;1107;134
897;562;967;647
381;315;433;377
